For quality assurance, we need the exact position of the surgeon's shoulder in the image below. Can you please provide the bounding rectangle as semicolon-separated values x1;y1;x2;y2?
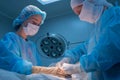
103;6;120;28
112;6;120;10
107;6;120;16
113;6;120;17
3;32;18;40
109;7;120;25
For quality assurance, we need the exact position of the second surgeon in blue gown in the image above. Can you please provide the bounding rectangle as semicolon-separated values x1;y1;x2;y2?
56;0;120;80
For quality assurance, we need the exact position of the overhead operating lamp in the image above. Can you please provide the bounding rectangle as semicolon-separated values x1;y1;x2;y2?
37;0;60;5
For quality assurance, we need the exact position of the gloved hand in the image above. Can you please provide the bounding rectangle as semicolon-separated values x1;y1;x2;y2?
56;58;71;67
49;63;56;67
62;63;81;74
32;66;69;77
72;73;88;80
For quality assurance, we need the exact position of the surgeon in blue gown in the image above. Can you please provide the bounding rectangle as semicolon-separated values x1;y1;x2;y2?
56;0;120;80
0;5;46;75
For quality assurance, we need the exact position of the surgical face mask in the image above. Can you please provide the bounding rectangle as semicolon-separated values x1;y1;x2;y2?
23;23;40;36
79;1;104;23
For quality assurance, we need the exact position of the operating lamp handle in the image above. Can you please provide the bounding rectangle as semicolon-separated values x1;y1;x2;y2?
66;41;85;49
69;41;85;45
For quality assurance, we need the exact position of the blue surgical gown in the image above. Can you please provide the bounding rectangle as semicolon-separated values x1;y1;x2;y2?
0;32;41;74
65;7;120;80
0;41;32;75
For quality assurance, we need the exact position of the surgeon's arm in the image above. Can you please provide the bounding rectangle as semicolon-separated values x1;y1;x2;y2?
32;66;70;77
1;33;20;56
64;42;87;64
56;42;87;67
80;25;120;72
0;41;32;75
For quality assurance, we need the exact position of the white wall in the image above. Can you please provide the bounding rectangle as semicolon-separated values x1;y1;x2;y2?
31;13;94;66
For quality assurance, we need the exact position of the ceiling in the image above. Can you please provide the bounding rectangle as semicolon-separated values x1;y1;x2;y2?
0;0;119;20
0;0;72;20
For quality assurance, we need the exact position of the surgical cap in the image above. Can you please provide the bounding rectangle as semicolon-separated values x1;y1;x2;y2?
13;5;46;30
87;0;113;7
70;0;113;9
71;0;84;9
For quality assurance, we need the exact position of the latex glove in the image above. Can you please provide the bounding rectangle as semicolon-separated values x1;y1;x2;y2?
62;63;81;74
32;66;69;77
72;73;88;80
56;58;71;67
72;74;81;80
49;63;56;67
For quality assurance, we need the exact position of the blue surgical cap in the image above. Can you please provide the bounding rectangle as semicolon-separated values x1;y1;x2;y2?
13;5;46;30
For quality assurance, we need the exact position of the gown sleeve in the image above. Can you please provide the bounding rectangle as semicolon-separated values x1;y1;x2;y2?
0;33;33;75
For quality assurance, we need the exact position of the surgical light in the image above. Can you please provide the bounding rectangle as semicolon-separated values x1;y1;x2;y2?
37;0;60;5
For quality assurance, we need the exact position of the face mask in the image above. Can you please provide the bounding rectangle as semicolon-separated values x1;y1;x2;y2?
23;23;40;36
79;1;104;23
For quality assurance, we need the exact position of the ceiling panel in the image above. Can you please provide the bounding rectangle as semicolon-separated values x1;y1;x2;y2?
0;0;119;20
0;0;72;20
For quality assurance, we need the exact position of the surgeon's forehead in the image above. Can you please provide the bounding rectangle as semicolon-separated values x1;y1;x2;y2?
29;15;42;21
